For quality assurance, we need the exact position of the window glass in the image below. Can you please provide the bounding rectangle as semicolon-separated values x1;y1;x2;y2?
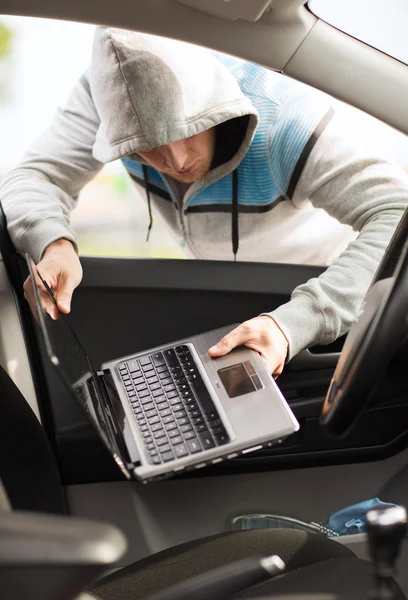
309;0;408;65
0;15;407;264
0;16;185;259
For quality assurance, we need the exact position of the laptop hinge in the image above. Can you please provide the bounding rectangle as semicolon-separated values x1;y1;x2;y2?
96;370;142;469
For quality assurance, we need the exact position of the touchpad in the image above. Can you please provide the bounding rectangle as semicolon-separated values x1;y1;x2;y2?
218;361;263;398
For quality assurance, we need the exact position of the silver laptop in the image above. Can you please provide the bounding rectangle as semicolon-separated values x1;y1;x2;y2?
26;254;299;483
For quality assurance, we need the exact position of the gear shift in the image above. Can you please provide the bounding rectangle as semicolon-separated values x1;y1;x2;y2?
366;505;407;600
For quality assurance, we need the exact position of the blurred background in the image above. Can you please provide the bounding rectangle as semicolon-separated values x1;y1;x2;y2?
0;7;407;259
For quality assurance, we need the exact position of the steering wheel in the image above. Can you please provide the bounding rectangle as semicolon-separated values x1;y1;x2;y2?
320;209;408;438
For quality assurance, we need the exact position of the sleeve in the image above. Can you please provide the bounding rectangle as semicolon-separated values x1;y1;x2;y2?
0;73;104;263
267;108;408;360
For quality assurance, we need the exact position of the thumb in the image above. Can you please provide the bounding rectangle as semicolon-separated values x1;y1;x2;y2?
55;274;76;314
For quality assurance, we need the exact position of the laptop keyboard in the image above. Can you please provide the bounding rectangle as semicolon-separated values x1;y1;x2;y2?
118;345;230;465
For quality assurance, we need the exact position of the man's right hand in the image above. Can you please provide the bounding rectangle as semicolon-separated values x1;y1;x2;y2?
24;239;83;320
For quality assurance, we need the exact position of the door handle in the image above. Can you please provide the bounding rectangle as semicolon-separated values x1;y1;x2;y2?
286;349;340;372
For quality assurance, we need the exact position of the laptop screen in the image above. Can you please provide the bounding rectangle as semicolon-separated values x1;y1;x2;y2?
25;254;133;476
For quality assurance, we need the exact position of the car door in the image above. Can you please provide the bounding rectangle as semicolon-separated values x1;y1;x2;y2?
1;3;408;585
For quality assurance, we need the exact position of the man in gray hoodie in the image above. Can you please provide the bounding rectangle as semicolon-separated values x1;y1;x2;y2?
1;28;408;376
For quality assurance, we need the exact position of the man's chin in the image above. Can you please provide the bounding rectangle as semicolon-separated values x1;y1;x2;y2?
171;165;209;183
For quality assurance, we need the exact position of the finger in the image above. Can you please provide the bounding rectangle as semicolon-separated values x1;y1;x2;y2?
24;272;57;321
208;324;249;356
55;273;77;314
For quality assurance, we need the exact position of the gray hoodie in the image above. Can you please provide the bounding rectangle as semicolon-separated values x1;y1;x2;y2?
1;28;408;360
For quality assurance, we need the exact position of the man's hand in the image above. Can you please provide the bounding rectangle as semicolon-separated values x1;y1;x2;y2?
24;239;82;320
208;315;289;378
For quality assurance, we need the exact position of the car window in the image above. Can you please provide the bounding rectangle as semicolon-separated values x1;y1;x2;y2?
0;15;407;263
309;0;408;66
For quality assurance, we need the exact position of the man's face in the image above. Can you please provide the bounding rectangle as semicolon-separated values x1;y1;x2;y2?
137;128;216;183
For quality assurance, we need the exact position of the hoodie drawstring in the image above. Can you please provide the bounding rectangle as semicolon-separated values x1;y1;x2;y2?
142;165;239;259
142;165;154;242
232;169;239;261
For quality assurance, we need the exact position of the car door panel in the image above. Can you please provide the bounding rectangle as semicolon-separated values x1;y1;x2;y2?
12;254;407;486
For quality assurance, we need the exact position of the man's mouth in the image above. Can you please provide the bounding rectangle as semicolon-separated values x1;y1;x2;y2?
177;162;198;175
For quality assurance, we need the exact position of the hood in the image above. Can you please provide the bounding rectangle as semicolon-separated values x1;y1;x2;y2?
90;28;259;164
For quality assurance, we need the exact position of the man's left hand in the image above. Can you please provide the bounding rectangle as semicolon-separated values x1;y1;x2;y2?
208;316;289;378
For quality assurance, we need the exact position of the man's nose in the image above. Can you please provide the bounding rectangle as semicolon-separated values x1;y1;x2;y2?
163;141;189;172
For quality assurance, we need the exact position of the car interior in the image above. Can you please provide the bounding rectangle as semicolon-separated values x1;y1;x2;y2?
0;0;408;599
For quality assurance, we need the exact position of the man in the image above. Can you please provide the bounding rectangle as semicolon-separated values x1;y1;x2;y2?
1;28;407;376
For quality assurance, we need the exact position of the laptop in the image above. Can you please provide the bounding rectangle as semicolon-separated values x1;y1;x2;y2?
26;254;299;483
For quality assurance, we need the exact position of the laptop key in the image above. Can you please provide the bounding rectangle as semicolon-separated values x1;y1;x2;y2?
176;345;189;354
187;439;201;453
151;423;163;433
162;415;174;424
146;375;159;384
149;383;162;392
138;418;147;427
211;426;225;435
162;451;175;462
154;430;166;439
128;391;136;398
170;435;183;446
175;410;187;419
151;352;165;367
215;433;229;445
180;423;193;433
153;395;166;405
196;423;208;432
149;416;160;425
152;389;164;398
152;455;162;465
168;428;181;439
122;375;130;382
167;390;178;399
138;390;150;399
177;417;189;426
156;436;169;446
157;402;170;412
198;432;216;449
157;365;169;374
183;430;196;440
141;400;155;411
161;377;173;386
160;408;172;417
136;383;147;392
142;364;154;373
126;359;140;373
139;424;149;433
165;422;178;431
191;379;216;414
206;412;218;422
209;419;222;428
174;443;188;458
164;383;176;393
159;444;172;454
139;356;152;367
186;402;198;412
147;442;156;450
163;348;178;367
145;408;158;418
193;416;204;425
149;449;158;456
144;436;153;444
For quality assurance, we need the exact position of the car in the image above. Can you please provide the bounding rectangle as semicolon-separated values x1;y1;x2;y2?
0;1;407;599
